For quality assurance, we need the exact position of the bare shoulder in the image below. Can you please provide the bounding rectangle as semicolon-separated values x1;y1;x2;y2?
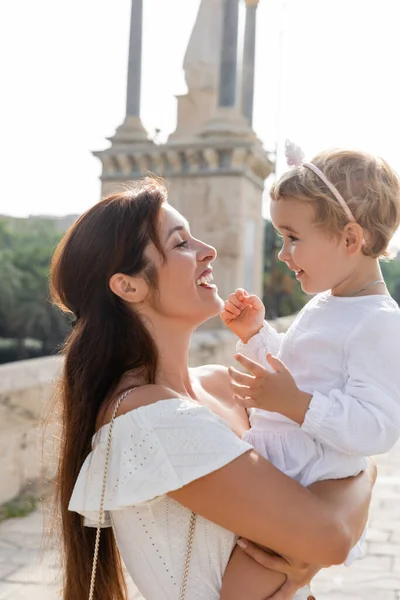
98;384;180;429
192;363;230;386
118;384;180;414
191;364;248;434
192;364;231;398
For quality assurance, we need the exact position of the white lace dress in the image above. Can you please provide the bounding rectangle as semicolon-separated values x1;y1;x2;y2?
69;398;255;600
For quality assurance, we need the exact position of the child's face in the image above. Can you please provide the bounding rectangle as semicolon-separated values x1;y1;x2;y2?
270;198;353;295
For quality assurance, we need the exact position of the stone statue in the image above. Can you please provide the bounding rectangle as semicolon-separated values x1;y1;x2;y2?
169;0;224;140
183;0;223;93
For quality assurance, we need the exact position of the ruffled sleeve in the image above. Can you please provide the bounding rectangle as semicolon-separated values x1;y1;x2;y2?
68;398;252;527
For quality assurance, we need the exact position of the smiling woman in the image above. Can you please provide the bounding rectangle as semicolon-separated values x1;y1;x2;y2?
48;177;374;600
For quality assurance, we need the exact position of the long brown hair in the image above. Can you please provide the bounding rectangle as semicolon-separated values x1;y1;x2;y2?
49;178;166;600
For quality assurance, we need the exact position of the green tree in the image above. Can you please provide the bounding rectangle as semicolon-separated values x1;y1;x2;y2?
381;257;400;305
0;220;23;338
0;218;69;361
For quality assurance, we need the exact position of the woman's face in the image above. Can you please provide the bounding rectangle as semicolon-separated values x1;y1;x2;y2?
145;203;224;325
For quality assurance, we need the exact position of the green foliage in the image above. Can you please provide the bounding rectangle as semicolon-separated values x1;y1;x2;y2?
0;217;70;363
0;338;46;363
0;494;37;523
381;258;400;304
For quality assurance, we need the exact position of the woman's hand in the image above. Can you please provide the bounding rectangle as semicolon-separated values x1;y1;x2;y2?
237;539;318;600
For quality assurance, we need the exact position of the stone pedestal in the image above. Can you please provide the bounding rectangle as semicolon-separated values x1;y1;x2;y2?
111;115;149;143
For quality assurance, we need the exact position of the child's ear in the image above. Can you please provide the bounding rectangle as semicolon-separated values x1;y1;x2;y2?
344;223;365;254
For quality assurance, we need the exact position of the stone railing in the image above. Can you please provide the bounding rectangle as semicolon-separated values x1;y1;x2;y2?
0;355;62;505
0;319;294;505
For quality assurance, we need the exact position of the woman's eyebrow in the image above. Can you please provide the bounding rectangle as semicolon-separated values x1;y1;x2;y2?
165;223;190;241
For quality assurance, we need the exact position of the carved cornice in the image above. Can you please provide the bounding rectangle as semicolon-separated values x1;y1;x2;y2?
95;138;274;189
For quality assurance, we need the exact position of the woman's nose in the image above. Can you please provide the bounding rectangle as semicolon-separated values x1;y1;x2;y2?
198;241;217;263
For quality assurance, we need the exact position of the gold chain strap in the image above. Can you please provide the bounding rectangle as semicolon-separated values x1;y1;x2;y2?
179;511;197;600
88;388;132;600
88;389;197;600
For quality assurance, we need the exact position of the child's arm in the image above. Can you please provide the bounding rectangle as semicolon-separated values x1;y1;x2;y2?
300;309;400;456
230;310;400;457
221;289;285;368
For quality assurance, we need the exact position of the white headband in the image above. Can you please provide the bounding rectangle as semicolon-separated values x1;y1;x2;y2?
284;140;356;223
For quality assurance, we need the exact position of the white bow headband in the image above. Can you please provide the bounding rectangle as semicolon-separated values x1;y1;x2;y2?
285;140;356;223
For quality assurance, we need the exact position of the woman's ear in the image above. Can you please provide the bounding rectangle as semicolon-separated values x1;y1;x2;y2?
343;223;365;255
109;273;149;304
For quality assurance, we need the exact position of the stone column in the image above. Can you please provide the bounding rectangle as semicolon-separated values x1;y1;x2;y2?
202;0;254;138
126;0;143;117
241;0;259;126
218;0;240;107
111;0;148;143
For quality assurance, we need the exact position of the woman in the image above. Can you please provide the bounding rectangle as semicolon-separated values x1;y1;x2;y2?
50;178;374;600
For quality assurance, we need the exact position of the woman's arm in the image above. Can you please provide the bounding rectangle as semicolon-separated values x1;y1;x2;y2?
307;460;376;549
218;461;376;600
169;453;375;567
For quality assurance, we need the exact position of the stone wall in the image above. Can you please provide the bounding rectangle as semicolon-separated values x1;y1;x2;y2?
0;356;62;505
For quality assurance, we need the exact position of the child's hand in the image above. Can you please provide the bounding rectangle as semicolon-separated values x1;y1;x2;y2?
229;353;312;425
221;288;265;343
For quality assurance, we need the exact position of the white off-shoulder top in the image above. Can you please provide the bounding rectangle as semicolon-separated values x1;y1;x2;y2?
69;398;252;600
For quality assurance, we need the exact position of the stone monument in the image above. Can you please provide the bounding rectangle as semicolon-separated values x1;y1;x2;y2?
94;0;273;363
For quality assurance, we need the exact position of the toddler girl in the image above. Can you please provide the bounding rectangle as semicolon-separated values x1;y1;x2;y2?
222;142;400;599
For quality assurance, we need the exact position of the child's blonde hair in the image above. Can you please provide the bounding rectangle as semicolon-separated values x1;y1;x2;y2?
271;149;400;258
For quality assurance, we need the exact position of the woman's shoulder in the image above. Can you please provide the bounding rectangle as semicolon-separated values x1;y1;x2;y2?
190;364;249;434
118;384;180;414
97;385;234;441
191;364;231;396
194;364;230;378
98;384;181;430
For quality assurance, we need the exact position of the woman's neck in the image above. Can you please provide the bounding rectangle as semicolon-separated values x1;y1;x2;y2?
147;314;195;396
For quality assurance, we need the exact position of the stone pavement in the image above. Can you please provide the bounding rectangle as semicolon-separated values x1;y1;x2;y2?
0;444;399;599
